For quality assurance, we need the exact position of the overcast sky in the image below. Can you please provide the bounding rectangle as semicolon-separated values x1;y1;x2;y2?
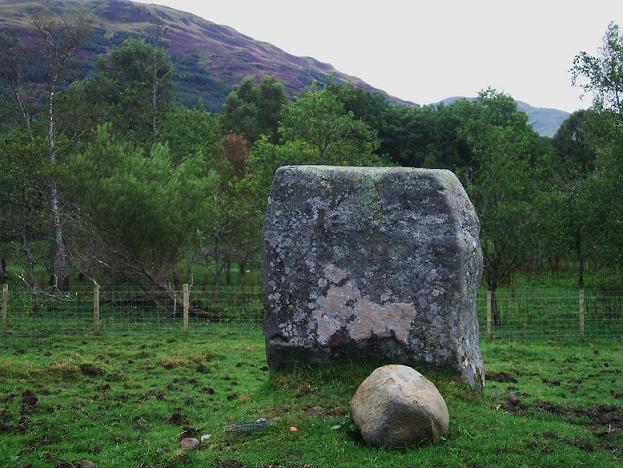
134;0;623;112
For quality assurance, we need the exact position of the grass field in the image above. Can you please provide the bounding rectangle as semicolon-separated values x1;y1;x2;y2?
0;328;622;467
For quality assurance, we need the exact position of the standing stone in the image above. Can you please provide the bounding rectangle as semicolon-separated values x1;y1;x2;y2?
262;166;484;388
351;365;449;447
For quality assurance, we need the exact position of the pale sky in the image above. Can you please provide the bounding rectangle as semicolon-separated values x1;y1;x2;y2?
134;0;623;112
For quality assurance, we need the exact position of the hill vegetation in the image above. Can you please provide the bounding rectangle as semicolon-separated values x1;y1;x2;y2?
0;0;566;135
0;0;410;111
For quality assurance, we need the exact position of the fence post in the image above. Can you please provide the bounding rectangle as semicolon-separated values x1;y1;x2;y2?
183;284;189;334
93;284;100;335
2;284;8;335
578;288;585;338
486;289;492;340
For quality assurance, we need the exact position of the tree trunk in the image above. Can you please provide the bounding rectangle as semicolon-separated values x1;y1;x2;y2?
47;81;69;290
225;260;231;286
50;180;68;289
576;238;585;289
21;226;39;314
491;288;502;326
212;234;223;300
0;252;6;279
238;260;246;279
21;229;36;292
151;61;158;143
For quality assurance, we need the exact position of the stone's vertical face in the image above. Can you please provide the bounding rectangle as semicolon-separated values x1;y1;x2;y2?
262;165;485;388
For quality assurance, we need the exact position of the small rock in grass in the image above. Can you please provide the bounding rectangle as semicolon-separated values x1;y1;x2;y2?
180;437;200;450
351;365;449;447
289;426;298;432
77;461;95;468
200;433;212;442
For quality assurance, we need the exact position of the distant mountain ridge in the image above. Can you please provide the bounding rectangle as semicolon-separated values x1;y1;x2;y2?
0;0;569;136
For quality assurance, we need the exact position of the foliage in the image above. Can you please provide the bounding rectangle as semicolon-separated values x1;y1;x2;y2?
0;130;49;290
158;107;220;163
221;76;287;143
545;111;599;287
89;38;175;144
279;87;383;164
202;133;261;286
572;22;623;115
453;90;549;324
66;124;218;290
571;22;623;267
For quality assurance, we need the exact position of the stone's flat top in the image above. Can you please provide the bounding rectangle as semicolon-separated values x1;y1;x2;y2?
276;165;455;176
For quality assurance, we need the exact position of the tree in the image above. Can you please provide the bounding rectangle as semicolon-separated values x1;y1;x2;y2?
66;125;218;296
221;76;287;143
279;87;383;164
0;131;48;298
548;111;598;288
89;38;175;144
0;10;93;289
571;22;623;268
572;22;623;115
158;107;220;163
460;89;546;325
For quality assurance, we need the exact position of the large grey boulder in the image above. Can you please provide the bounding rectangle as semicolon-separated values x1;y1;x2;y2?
262;166;484;388
351;365;449;447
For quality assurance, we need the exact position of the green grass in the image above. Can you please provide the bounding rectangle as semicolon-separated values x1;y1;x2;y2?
0;330;621;467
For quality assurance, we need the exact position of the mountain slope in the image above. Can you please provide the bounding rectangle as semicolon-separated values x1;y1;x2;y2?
515;102;570;137
0;0;569;135
0;0;413;110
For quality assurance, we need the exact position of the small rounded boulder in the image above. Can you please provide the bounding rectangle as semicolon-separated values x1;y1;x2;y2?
351;365;449;448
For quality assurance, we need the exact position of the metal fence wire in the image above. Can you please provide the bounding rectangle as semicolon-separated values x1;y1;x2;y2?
1;284;622;341
1;285;264;337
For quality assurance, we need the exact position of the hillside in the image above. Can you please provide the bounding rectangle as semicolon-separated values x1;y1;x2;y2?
0;0;569;135
0;0;413;110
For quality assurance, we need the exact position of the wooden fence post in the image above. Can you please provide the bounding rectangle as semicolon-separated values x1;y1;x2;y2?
2;284;8;335
579;288;585;338
93;284;100;335
486;289;492;340
183;284;189;334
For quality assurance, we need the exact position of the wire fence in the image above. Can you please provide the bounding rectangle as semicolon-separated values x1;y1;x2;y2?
0;285;264;338
475;294;623;341
1;284;622;341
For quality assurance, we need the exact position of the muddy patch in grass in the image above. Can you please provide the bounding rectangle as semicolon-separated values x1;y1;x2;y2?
487;372;517;383
542;378;561;387
216;460;245;468
80;363;104;376
168;410;188;426
542;432;594;452
303;404;346;418
296;384;318;397
506;395;623;428
21;389;38;407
